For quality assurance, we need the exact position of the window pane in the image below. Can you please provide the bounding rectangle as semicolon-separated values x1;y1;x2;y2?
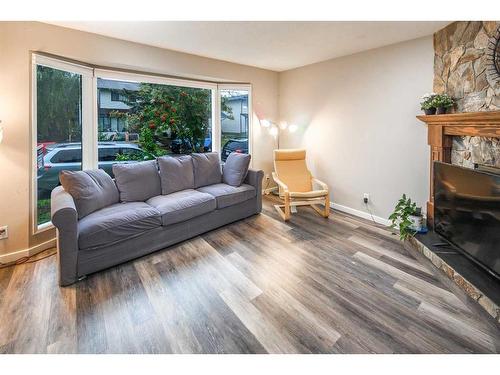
50;149;83;163
36;65;82;226
98;147;119;162
220;89;249;161
120;147;146;159
97;78;213;176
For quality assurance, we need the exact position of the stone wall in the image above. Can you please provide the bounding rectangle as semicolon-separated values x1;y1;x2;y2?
434;21;500;112
434;21;500;170
451;136;500;168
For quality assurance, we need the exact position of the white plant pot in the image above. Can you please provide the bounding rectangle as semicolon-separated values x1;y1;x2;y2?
409;215;424;231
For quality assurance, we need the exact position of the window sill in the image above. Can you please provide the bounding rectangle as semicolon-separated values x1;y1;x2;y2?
35;221;55;234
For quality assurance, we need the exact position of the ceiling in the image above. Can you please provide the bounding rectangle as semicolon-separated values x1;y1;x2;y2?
48;21;450;71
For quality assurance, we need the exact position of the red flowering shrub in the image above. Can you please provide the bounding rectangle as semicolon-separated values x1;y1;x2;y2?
123;83;212;155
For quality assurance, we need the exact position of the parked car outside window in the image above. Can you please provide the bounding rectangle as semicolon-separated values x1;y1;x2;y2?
37;142;153;199
221;138;248;161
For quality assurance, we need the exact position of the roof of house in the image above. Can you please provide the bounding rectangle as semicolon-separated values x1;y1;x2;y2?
224;95;247;102
97;78;140;91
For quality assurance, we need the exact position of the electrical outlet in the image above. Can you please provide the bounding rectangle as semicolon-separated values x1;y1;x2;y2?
0;226;8;240
363;193;370;204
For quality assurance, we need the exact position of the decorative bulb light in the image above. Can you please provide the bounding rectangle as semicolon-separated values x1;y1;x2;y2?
269;126;279;137
279;121;288;130
288;124;298;133
261;119;271;128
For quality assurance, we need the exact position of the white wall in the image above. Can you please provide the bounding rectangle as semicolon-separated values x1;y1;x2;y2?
279;36;433;222
0;22;278;257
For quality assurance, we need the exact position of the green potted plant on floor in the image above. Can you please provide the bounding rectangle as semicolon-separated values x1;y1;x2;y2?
389;194;424;241
420;93;437;115
432;93;454;115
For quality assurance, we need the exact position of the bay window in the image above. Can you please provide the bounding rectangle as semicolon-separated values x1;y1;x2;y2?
32;53;252;231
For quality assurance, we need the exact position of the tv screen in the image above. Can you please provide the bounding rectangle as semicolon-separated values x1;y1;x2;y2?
434;161;500;278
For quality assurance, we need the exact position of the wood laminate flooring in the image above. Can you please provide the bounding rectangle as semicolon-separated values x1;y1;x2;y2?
0;196;499;353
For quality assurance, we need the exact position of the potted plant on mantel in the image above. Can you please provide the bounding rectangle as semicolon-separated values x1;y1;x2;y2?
420;93;437;115
433;93;455;115
420;93;455;115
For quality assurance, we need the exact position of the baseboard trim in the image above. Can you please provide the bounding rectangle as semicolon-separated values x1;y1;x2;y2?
330;202;391;227
0;238;56;264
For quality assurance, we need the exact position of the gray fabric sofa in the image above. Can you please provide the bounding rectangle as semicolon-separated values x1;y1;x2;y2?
51;152;263;286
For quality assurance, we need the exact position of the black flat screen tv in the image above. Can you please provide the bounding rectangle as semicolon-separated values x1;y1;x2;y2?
434;161;500;279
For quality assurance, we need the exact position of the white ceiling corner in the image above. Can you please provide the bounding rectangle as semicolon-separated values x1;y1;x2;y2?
47;21;450;71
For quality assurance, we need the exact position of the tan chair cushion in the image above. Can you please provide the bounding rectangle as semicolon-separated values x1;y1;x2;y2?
274;149;306;161
274;149;312;192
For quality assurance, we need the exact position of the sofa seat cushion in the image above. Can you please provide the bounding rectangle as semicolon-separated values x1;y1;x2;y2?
78;202;162;250
146;189;216;226
197;183;256;209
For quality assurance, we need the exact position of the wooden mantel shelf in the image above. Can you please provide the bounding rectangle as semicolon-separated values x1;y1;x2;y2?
417;110;500;126
416;110;500;226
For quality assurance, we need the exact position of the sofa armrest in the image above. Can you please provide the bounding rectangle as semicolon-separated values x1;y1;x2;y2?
244;169;264;194
51;186;77;229
244;169;264;213
51;186;79;286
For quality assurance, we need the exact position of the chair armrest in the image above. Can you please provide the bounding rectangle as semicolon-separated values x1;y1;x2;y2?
51;186;79;286
312;178;329;191
272;172;289;194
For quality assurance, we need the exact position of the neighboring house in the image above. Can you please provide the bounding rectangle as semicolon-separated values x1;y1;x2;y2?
97;78;139;132
221;95;248;135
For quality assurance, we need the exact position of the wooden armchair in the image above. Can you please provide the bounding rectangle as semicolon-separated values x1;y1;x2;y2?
272;149;330;221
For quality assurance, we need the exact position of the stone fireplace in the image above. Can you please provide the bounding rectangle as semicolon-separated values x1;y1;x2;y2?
452;135;500;168
433;21;500;170
433;21;500;112
417;111;500;224
413;111;500;323
406;21;500;325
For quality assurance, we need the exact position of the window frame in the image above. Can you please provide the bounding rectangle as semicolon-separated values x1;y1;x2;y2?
217;84;253;167
31;54;94;233
31;53;252;234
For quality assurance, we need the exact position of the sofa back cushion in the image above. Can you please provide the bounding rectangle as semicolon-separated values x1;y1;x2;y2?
192;152;222;188
157;155;194;194
112;160;161;202
59;169;119;219
223;152;251;187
